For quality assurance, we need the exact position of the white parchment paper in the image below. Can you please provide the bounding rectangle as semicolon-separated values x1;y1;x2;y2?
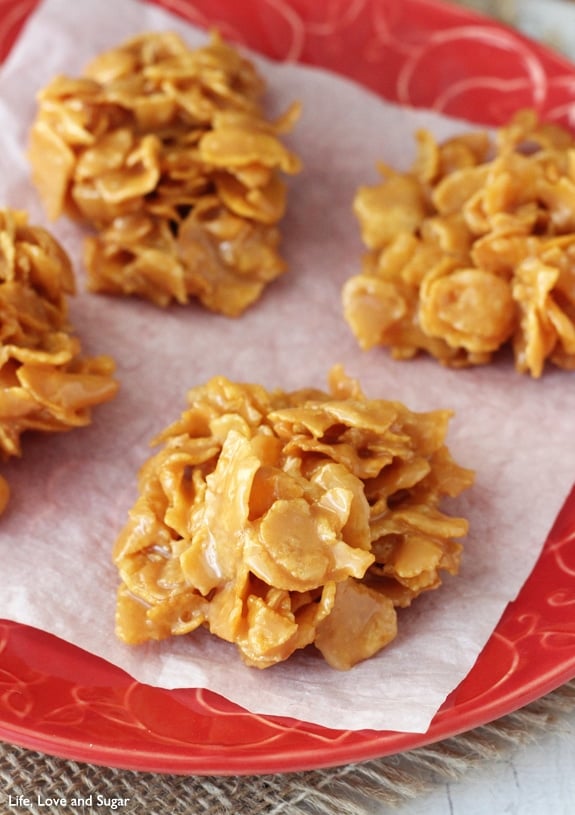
0;0;574;733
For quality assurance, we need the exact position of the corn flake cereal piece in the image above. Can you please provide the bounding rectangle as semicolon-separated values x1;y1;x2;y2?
0;476;9;516
29;32;301;316
113;366;473;670
0;208;119;515
343;110;575;376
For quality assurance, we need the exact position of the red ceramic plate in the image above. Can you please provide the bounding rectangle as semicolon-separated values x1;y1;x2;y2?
1;0;575;776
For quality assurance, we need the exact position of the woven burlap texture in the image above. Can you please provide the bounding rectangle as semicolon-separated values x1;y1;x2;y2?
2;680;575;815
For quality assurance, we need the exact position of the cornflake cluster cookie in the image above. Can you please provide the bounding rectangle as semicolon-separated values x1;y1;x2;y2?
343;110;575;377
0;209;118;514
29;31;301;316
113;366;473;670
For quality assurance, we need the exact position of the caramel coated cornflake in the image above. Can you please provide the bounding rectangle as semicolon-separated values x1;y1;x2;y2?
0;208;118;514
113;366;473;670
29;32;301;316
343;110;575;377
29;33;300;316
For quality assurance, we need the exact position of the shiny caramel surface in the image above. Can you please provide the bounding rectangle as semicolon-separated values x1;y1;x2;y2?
29;32;301;315
114;367;473;670
343;110;575;377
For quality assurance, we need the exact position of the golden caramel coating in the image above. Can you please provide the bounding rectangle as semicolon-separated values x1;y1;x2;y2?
0;476;9;516
29;32;301;316
0;208;119;514
343;110;575;376
113;366;473;670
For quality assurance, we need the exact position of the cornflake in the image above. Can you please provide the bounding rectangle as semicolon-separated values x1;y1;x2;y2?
0;208;119;515
113;366;473;670
343;110;575;377
29;32;301;316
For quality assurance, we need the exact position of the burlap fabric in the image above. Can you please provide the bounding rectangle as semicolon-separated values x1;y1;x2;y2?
2;680;575;815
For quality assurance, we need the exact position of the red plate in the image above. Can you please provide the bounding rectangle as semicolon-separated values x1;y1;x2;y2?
1;0;575;775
